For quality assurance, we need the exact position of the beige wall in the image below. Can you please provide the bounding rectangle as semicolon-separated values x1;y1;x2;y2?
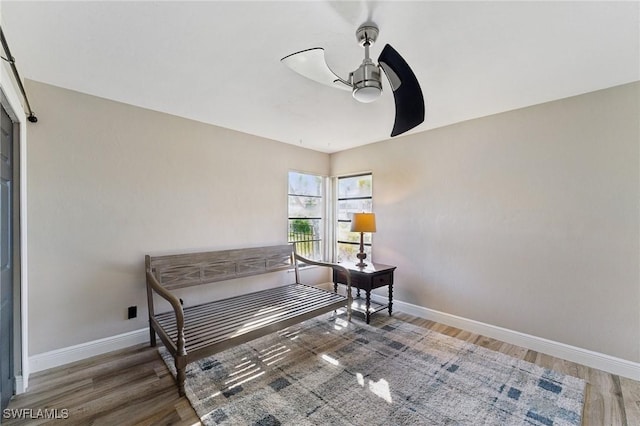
25;80;330;355
24;79;640;364
332;82;640;362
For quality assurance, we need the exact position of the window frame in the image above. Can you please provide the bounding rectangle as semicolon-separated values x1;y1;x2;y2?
287;170;327;262
334;172;373;264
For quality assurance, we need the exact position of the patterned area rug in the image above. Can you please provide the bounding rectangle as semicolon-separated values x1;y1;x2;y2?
159;315;585;425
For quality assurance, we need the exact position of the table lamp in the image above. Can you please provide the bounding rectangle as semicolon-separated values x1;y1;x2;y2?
350;212;376;268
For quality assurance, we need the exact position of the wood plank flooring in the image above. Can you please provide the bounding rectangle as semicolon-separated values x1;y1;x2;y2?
4;312;639;425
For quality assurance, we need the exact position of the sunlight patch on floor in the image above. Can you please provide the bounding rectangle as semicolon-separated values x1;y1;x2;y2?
228;362;257;378
225;365;261;385
321;353;339;366
225;370;266;388
281;328;303;340
333;317;349;330
335;318;349;328
201;369;268;414
369;378;393;403
265;353;290;366
259;344;288;358
354;372;393;403
261;346;291;364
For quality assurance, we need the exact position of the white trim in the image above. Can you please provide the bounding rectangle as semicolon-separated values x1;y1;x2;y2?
1;68;29;392
372;294;640;381
29;328;149;374
14;375;24;395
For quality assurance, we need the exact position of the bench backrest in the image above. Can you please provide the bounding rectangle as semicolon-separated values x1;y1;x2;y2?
145;244;296;291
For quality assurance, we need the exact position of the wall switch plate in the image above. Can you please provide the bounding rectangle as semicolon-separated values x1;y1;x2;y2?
127;305;137;319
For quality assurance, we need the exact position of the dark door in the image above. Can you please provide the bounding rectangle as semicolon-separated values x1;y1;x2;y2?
0;105;14;411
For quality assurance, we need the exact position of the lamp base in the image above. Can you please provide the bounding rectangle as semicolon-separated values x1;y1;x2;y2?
355;251;367;268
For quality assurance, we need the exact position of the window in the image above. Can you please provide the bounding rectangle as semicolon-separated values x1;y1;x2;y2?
336;173;373;263
288;171;324;261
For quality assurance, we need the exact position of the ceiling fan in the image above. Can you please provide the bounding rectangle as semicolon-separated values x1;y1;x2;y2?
281;22;425;137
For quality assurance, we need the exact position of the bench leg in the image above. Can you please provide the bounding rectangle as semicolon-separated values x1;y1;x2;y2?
177;368;186;397
149;325;156;347
176;357;187;397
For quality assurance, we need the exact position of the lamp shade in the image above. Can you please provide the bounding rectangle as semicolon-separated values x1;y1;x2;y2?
350;213;377;233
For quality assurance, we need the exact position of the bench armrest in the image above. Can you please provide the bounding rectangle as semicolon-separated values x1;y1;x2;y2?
146;270;186;355
294;253;352;320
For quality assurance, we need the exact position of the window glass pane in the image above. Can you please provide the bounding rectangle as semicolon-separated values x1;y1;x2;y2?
337;243;372;264
338;174;372;199
289;218;322;260
337;199;373;221
288;195;322;218
289;218;322;240
289;171;322;196
337;221;354;244
337;222;372;245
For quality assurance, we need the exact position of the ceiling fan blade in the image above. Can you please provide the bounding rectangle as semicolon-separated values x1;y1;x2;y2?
378;44;425;137
281;48;351;91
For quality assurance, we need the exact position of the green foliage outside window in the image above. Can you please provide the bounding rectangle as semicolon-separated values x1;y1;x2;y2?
290;219;312;234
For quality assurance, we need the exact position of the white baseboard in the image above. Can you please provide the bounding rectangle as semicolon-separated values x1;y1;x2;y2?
372;294;640;381
29;328;150;374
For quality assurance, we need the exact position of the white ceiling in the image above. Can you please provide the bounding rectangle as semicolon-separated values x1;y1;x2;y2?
2;1;638;153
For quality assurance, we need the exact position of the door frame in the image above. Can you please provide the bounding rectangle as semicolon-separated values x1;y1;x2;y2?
0;84;28;395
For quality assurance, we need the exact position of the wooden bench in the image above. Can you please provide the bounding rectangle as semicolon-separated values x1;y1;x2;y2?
145;244;352;396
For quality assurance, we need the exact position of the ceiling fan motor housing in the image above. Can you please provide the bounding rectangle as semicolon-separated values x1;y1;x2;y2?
351;60;382;103
352;24;382;103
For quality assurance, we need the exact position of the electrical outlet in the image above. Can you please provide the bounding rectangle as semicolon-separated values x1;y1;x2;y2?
127;305;137;319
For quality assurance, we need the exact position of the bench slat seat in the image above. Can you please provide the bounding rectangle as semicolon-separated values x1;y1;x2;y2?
154;283;346;356
146;244;352;396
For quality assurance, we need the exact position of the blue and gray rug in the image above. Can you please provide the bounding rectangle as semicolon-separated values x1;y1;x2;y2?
159;315;585;425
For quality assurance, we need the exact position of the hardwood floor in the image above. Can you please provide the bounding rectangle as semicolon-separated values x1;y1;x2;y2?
4;312;639;425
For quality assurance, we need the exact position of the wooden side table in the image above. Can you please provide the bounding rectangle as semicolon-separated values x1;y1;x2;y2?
332;262;396;324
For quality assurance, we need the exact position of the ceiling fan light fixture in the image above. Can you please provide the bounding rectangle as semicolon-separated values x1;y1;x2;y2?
352;85;382;103
351;60;382;103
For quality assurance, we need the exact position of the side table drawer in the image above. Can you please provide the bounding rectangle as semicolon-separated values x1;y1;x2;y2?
372;272;393;289
334;270;367;288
